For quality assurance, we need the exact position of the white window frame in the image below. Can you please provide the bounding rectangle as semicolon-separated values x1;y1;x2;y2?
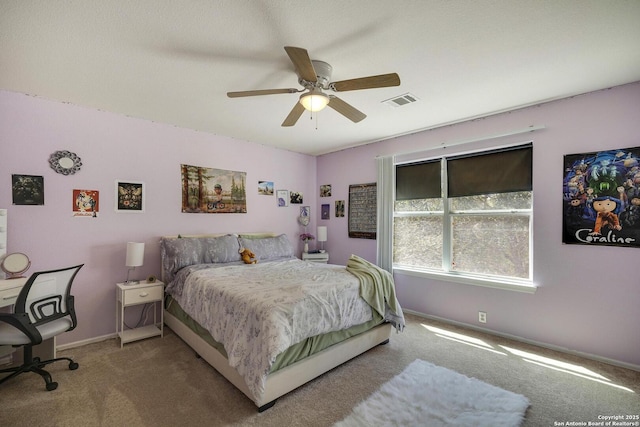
378;144;537;294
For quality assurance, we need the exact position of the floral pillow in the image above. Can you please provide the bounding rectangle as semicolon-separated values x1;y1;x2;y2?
161;234;241;282
238;234;294;261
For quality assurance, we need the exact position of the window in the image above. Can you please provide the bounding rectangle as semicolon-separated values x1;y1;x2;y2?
392;144;533;288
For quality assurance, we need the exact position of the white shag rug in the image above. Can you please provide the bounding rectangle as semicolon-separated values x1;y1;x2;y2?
334;359;529;427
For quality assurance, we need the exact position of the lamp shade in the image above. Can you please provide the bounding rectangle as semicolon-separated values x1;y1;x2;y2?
125;242;145;267
317;226;328;242
299;90;330;112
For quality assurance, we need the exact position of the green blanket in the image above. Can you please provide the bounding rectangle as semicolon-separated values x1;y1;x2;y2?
346;254;405;332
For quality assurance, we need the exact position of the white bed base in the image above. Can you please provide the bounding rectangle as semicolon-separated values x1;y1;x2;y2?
164;310;392;411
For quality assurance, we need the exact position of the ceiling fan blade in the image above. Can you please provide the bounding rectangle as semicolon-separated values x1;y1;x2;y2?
331;73;400;92
282;102;306;127
227;88;299;98
284;46;317;83
327;96;367;123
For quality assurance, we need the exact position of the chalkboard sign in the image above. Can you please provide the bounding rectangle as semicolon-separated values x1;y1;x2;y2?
348;183;376;239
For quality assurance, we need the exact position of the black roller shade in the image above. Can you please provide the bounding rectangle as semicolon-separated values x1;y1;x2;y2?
447;144;532;197
396;159;441;200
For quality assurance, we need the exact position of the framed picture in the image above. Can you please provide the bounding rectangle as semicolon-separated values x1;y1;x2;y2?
277;190;289;207
181;164;247;214
335;200;345;217
12;174;44;205
73;189;99;217
320;184;332;197
300;206;310;217
321;204;330;219
258;180;274;195
348;183;377;239
115;180;144;213
290;191;303;204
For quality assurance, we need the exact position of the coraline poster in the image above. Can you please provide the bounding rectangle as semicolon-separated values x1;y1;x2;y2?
563;146;640;247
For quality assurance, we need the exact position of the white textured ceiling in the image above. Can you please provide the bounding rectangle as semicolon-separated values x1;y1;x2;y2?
1;1;640;155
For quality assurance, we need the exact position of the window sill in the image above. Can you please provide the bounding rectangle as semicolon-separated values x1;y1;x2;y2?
393;267;537;294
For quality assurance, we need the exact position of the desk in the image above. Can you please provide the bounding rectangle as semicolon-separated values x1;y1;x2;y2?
0;277;56;365
0;277;27;307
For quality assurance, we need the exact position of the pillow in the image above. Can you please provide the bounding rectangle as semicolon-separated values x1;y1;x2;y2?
238;234;294;261
161;234;241;282
237;233;277;239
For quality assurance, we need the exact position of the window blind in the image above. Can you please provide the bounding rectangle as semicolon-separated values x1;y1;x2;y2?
447;144;532;197
395;160;441;200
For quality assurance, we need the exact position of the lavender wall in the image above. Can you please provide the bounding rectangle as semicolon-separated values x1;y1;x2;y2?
317;82;640;368
0;90;317;346
2;84;639;368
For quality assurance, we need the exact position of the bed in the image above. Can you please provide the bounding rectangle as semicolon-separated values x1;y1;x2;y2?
160;233;404;411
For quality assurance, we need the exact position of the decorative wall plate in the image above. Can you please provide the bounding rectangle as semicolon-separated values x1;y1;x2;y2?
50;150;82;175
297;215;310;226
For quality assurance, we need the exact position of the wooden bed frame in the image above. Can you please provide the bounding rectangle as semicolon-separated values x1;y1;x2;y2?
164;310;391;411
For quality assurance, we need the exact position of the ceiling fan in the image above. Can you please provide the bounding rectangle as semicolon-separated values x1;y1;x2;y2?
227;46;400;127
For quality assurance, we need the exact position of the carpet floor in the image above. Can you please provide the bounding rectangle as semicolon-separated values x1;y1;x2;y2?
1;313;638;426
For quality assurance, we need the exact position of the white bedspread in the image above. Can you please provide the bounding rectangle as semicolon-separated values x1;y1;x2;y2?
167;258;374;403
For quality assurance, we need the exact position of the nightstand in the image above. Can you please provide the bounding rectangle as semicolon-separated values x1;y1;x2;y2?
302;252;329;263
116;280;164;348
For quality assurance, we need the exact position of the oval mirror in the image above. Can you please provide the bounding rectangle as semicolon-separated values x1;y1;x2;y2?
1;252;31;279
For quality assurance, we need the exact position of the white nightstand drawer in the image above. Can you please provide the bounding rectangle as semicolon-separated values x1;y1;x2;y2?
122;285;163;305
302;252;329;263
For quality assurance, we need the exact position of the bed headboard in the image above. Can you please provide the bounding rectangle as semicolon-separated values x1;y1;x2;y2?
160;232;290;284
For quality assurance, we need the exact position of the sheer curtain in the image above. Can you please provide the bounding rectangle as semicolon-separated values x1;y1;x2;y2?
376;155;394;272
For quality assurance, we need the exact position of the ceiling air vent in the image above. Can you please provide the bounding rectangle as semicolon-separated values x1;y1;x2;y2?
383;93;419;108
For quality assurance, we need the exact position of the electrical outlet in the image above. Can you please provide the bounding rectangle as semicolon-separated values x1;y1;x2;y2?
478;311;487;323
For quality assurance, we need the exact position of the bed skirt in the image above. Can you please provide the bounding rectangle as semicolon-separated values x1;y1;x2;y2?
164;298;392;410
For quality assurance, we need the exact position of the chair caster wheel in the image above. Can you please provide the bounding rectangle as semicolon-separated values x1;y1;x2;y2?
69;361;79;370
46;381;58;391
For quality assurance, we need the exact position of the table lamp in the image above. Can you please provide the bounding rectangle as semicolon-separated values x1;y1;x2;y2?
125;242;144;285
317;226;327;253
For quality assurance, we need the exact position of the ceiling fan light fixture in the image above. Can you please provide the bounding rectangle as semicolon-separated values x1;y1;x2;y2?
299;90;330;112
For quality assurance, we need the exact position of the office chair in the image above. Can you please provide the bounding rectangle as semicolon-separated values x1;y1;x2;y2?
0;264;83;391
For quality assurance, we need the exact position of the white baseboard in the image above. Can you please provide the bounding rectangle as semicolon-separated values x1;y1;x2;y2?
56;332;117;352
404;309;640;372
56;312;640;373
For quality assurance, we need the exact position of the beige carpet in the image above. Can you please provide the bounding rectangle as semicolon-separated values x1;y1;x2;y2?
1;313;639;426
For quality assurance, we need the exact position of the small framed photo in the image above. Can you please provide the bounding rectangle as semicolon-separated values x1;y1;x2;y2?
290;191;303;204
115;180;144;213
321;204;330;219
320;184;332;197
12;174;44;205
300;206;310;217
335;200;345;217
276;190;289;207
258;180;274;195
73;189;99;217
